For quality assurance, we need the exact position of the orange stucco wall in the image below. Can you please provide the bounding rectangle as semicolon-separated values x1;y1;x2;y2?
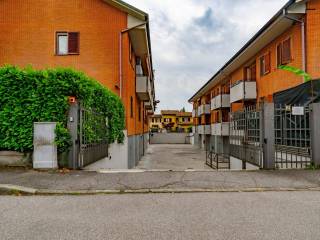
193;0;320;119
0;0;148;136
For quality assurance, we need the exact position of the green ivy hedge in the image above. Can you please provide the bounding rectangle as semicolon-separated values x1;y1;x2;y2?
0;65;125;152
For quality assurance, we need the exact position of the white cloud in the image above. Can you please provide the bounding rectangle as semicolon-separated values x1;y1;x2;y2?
124;0;288;112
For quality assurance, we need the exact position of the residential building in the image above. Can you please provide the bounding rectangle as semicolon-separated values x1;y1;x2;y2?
0;0;156;169
189;0;320;169
150;110;193;133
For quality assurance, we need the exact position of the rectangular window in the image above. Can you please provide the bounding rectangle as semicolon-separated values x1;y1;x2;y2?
277;43;283;67
56;32;79;55
277;37;292;66
282;38;292;64
130;97;133;118
138;106;141;121
260;52;271;76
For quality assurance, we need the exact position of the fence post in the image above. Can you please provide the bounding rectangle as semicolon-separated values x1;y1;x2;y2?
67;101;80;169
263;103;275;169
310;103;320;167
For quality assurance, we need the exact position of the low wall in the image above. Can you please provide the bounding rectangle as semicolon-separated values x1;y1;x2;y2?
150;133;191;144
0;151;31;167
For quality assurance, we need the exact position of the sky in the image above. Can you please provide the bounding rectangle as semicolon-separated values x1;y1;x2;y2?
125;0;289;112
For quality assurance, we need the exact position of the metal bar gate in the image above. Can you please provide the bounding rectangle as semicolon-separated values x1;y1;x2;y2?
229;105;264;168
78;104;109;168
274;104;312;169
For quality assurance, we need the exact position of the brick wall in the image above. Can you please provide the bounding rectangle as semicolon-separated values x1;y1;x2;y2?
0;0;147;136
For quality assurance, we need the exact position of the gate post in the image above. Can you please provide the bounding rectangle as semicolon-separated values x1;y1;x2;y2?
67;101;80;169
310;103;320;167
262;103;275;169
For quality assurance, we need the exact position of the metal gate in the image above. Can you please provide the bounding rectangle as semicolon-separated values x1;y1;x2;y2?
274;104;312;169
229;105;263;168
78;104;109;168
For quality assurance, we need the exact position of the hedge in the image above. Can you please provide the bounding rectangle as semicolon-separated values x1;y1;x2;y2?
0;65;125;152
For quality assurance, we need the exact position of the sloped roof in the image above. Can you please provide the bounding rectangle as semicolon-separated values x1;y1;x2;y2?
188;0;303;102
102;0;147;20
161;110;180;115
177;112;192;117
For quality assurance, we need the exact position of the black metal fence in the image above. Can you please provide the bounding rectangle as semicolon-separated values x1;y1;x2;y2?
78;104;109;168
229;105;263;168
274;104;312;169
206;151;230;170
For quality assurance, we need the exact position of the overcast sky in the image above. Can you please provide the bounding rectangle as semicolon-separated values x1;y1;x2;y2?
125;0;288;112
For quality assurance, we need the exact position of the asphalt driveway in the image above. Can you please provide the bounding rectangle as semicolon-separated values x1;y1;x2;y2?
137;144;211;170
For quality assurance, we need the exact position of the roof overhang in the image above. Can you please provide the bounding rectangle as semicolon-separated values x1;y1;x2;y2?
102;0;147;21
188;0;306;103
128;26;149;59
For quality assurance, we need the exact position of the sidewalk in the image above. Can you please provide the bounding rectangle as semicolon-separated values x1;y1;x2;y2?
1;168;320;195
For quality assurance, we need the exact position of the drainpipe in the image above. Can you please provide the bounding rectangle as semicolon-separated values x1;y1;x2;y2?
283;10;306;76
119;22;148;99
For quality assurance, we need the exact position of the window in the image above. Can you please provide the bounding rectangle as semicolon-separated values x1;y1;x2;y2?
130;97;133;118
277;43;282;67
138;106;141;121
245;63;256;81
260;52;271;76
56;32;79;55
277;37;292;66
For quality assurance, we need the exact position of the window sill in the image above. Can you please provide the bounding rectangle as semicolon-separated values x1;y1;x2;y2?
55;53;80;56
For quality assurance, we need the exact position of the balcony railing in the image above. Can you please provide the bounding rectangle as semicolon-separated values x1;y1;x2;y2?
230;80;257;103
192;109;197;117
211;122;230;136
198;125;211;135
211;94;230;110
198;104;210;116
145;101;155;112
136;76;152;101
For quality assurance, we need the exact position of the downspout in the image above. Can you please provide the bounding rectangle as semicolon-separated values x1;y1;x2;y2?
282;10;306;76
119;22;148;99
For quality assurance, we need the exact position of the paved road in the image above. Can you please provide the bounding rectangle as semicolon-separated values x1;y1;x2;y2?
137;144;211;170
1;169;320;192
1;192;320;240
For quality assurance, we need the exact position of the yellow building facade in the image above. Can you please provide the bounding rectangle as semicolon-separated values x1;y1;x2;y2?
150;110;193;133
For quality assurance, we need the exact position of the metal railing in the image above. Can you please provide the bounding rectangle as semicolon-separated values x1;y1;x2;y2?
206;151;230;170
274;104;312;169
78;104;109;168
229;105;263;168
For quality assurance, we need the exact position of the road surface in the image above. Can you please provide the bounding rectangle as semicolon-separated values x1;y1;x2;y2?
1;192;320;240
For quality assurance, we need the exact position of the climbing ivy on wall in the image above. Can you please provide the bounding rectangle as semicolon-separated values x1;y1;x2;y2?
0;65;125;152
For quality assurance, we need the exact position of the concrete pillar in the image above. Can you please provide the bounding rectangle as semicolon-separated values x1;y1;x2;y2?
67;101;80;169
262;103;275;169
310;103;320;167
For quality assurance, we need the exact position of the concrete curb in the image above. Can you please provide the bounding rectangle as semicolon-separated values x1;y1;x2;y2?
1;184;320;196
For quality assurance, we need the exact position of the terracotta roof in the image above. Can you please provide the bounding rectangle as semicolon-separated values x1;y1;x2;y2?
161;110;180;115
177;112;192;117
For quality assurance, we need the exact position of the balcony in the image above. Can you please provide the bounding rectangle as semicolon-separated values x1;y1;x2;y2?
230;80;257;103
198;125;211;135
145;100;154;111
211;94;230;110
192;109;197;118
136;76;152;101
198;104;210;116
211;122;230;136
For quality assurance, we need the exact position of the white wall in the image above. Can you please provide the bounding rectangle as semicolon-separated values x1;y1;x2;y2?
84;131;129;170
230;156;243;170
